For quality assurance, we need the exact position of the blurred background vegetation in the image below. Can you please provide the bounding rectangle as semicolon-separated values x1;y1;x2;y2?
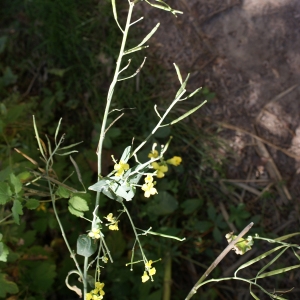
0;1;277;299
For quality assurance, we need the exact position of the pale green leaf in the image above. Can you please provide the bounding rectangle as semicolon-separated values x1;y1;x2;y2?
173;63;182;84
12;200;23;225
56;186;71;198
77;234;97;257
9;173;22;194
120;146;131;163
254;264;300;279
69;196;89;212
68;205;84;217
170;101;207;125
25;199;40;210
0;242;9;262
88;178;109;192
124;23;160;55
0;182;12;204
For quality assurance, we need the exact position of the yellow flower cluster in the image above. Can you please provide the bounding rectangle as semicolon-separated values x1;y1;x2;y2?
86;282;105;300
142;147;182;198
104;213;119;231
114;160;129;177
141;175;157;198
141;260;156;283
151;162;168;178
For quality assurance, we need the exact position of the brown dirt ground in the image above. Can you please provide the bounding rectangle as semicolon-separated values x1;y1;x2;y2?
137;0;300;298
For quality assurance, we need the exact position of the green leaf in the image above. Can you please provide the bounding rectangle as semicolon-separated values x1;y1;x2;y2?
88;178;109;192
0;273;19;298
56;186;71;198
17;171;31;181
124;23;160;55
173;63;183;84
28;261;56;293
69;195;89;211
12;200;23;225
147;191;178;216
0;242;9;262
181;198;203;215
114;185;134;201
0;182;12;204
195;220;214;233
76;234;97;257
68;205;84;217
0;166;12;181
120;146;131;163
170;101;207;125
25;199;40;210
9;173;22;194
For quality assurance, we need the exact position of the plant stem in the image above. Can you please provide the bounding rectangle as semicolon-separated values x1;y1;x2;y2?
185;222;254;300
96;1;134;177
83;2;136;299
122;202;147;260
163;252;172;300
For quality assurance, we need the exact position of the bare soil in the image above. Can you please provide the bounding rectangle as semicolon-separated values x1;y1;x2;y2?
138;0;300;297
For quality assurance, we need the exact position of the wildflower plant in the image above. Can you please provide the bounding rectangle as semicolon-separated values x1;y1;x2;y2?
1;1;300;300
10;0;205;298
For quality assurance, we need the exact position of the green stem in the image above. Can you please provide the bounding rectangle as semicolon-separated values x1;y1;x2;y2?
96;1;135;177
163;252;172;300
43;137;84;294
122;202;147;261
84;2;136;299
131;89;186;157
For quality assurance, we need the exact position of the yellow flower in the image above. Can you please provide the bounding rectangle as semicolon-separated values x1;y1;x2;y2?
86;293;93;300
145;260;153;269
142;182;157;198
105;213;116;223
145;260;156;276
142;271;150;283
167;156;182;166
149;267;156;276
114;160;129;176
144;174;154;183
88;228;101;239
151;162;168;178
102;256;108;263
86;282;105;300
95;282;105;290
148;149;159;159
37;202;46;212
109;222;119;231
